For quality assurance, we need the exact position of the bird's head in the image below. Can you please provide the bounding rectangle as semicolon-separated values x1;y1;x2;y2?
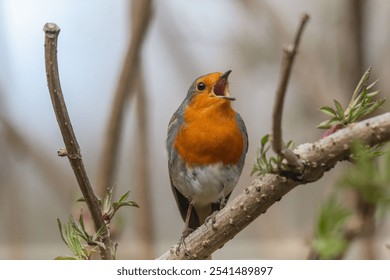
185;70;235;108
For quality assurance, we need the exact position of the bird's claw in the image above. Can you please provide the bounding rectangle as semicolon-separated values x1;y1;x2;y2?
205;211;218;229
176;228;194;258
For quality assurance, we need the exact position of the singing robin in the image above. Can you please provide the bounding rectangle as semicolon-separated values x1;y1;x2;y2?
166;70;248;241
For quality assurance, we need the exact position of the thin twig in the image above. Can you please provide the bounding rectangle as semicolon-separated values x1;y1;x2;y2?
43;23;112;260
272;13;309;171
97;0;152;196
158;112;390;259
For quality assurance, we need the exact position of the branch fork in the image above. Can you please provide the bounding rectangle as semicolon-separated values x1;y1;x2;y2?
272;13;309;174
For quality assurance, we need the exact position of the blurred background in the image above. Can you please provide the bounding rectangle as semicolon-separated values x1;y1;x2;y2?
1;0;390;259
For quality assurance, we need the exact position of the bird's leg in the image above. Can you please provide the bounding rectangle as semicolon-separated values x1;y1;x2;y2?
219;197;227;209
184;202;194;235
204;213;217;229
205;197;227;229
176;202;194;257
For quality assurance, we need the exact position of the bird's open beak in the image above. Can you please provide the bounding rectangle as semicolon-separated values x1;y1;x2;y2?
213;70;235;101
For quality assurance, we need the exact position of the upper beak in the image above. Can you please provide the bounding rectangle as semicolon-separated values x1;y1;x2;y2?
213;70;235;101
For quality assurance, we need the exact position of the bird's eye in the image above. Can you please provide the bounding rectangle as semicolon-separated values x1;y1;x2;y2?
196;82;206;91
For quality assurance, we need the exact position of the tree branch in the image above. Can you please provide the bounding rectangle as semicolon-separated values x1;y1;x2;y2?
158;112;390;259
272;13;309;171
96;0;152;196
43;23;112;260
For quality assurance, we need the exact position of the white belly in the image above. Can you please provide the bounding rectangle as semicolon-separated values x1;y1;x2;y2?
172;162;240;206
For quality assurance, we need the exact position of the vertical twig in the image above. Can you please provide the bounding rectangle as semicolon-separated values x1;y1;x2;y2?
96;0;152;196
43;23;112;260
272;13;309;171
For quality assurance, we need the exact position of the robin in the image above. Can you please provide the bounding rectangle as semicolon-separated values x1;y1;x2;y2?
166;70;248;244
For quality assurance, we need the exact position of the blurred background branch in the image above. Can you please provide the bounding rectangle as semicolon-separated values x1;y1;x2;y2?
0;115;74;205
133;66;155;259
96;0;152;197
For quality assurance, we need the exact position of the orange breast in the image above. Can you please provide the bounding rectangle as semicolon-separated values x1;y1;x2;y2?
174;94;244;166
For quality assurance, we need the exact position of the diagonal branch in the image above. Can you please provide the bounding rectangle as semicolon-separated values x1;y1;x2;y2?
96;0;152;196
158;112;390;259
43;23;112;260
272;13;309;171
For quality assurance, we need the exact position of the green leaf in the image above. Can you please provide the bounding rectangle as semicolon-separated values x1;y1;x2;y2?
61;217;89;260
352;67;371;102
365;98;385;115
78;212;86;233
348;105;365;123
113;201;140;209
316;120;332;129
286;140;295;149
319;67;384;130
312;237;348;260
92;225;106;242
351;87;367;109
102;187;114;214
312;195;351;259
366;90;380;98
319;106;337;117
57;218;68;246
261;134;269;147
317;118;343;129
333;99;345;120
69;215;90;242
251;133;295;176
366;79;379;90
118;191;131;204
261;145;270;160
315;196;350;237
338;141;390;210
252;135;272;176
